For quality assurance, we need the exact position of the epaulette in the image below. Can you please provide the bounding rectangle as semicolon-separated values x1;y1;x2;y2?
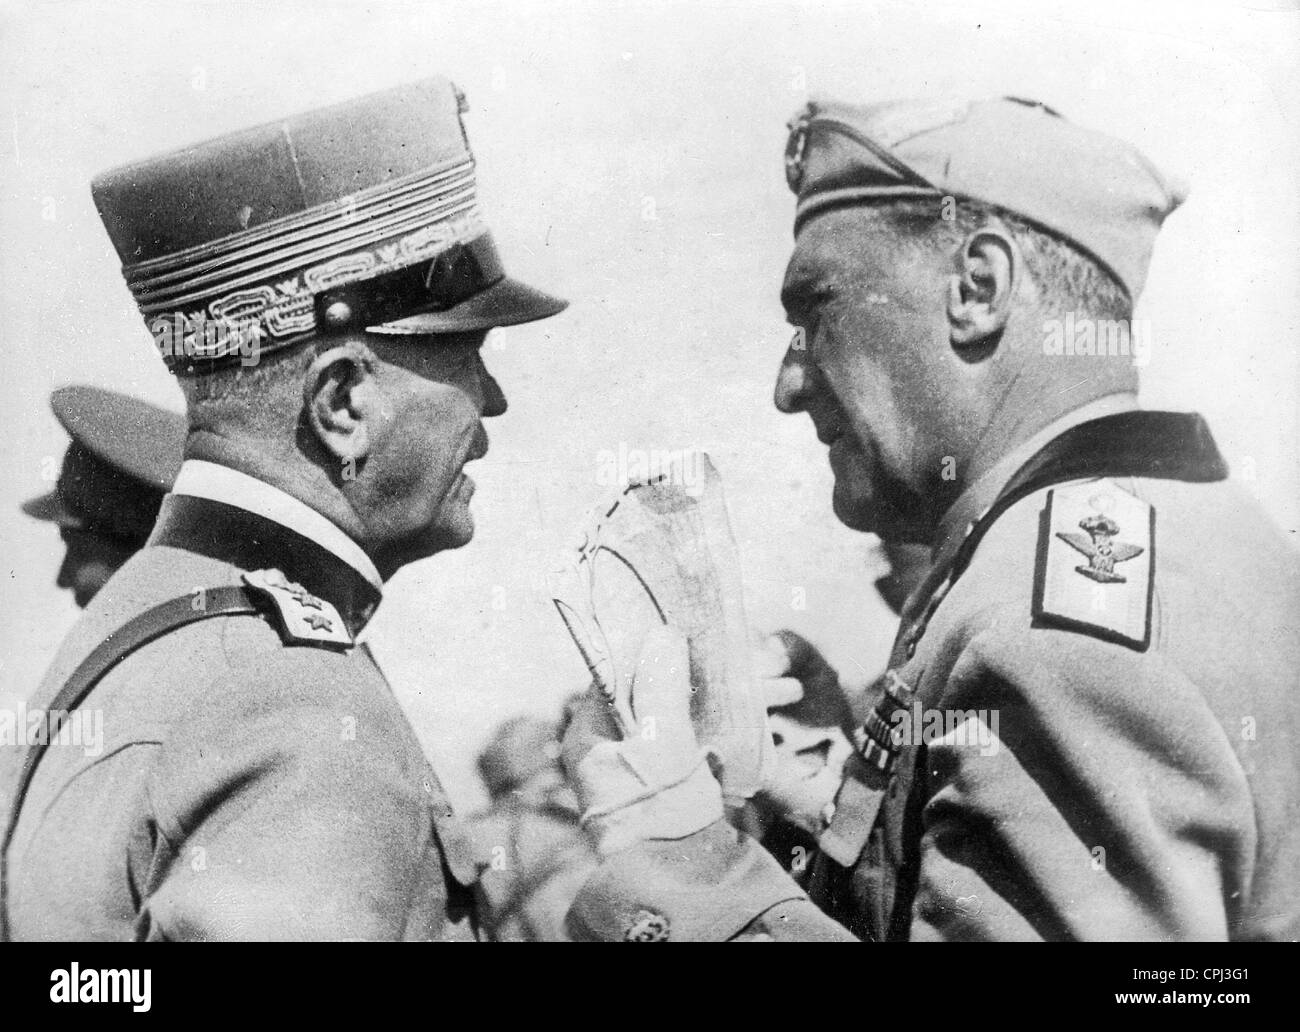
242;569;353;649
1033;479;1154;650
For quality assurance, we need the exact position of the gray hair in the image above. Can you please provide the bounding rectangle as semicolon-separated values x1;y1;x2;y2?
867;198;1133;322
179;342;317;432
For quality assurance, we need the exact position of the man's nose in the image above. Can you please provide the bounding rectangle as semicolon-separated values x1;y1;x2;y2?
479;362;508;419
774;340;815;414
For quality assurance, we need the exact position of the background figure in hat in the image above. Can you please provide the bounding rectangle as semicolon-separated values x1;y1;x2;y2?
468;710;597;941
561;96;1300;941
23;386;185;608
1;77;566;941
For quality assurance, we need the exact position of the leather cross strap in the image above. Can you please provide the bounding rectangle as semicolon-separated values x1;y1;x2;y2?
0;585;264;940
946;409;1227;587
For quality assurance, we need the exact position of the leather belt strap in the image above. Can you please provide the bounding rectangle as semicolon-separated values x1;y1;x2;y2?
0;585;263;940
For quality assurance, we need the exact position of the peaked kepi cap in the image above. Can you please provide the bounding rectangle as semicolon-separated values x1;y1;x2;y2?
785;96;1186;300
93;77;568;375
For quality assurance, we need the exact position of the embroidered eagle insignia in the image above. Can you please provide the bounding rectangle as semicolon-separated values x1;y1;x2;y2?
1034;480;1155;651
1055;513;1145;583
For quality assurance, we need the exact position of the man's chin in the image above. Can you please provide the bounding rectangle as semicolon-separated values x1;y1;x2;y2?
425;510;476;555
832;481;929;543
831;484;878;533
379;510;475;576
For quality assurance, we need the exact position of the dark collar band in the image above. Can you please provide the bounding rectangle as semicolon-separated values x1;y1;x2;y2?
950;410;1228;582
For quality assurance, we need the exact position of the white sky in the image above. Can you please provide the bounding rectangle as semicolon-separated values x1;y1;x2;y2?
2;0;1297;809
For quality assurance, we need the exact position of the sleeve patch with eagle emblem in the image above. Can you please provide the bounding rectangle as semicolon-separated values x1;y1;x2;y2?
1032;479;1154;650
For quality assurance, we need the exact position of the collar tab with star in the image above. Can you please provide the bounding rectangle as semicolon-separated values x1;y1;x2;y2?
242;568;354;650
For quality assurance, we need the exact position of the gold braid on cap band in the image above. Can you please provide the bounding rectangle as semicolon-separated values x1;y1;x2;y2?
123;156;489;373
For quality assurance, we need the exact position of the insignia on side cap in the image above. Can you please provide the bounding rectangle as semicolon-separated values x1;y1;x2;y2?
785;108;812;191
623;909;670;942
243;569;353;649
1033;480;1154;651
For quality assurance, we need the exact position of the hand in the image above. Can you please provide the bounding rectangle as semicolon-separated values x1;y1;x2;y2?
561;625;724;855
751;631;855;837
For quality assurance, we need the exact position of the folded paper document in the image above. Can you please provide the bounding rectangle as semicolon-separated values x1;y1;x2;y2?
551;454;773;801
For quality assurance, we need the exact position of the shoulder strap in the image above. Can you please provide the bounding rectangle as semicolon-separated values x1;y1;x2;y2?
0;585;261;940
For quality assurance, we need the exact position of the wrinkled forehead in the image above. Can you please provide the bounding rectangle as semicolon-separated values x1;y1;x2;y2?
781;208;896;312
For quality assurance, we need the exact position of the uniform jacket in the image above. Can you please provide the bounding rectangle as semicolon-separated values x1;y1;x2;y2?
1;465;481;940
566;407;1300;941
468;791;598;941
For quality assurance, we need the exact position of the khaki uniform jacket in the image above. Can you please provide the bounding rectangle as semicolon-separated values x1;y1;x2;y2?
1;489;481;941
468;794;598;941
567;410;1300;941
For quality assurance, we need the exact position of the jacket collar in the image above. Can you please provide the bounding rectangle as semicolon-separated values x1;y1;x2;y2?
899;406;1229;639
933;393;1140;560
170;460;383;591
148;467;383;637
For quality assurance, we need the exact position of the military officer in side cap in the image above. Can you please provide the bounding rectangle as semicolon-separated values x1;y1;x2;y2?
1;77;566;940
23;386;186;608
561;97;1300;941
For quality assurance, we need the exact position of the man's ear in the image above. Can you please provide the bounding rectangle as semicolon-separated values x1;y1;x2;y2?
303;341;380;466
946;223;1019;349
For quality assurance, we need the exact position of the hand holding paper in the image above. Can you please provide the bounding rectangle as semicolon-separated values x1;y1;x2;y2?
550;454;774;803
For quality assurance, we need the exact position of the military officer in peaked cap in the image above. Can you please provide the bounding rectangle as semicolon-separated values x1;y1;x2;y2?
23;386;186;608
1;77;566;940
561;97;1300;941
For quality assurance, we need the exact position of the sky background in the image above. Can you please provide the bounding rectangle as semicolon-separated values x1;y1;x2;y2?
2;0;1297;810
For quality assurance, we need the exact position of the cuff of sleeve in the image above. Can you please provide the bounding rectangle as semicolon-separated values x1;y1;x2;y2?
585;757;725;856
565;819;806;941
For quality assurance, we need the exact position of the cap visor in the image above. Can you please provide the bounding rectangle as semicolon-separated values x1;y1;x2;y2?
21;491;82;528
369;276;568;335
